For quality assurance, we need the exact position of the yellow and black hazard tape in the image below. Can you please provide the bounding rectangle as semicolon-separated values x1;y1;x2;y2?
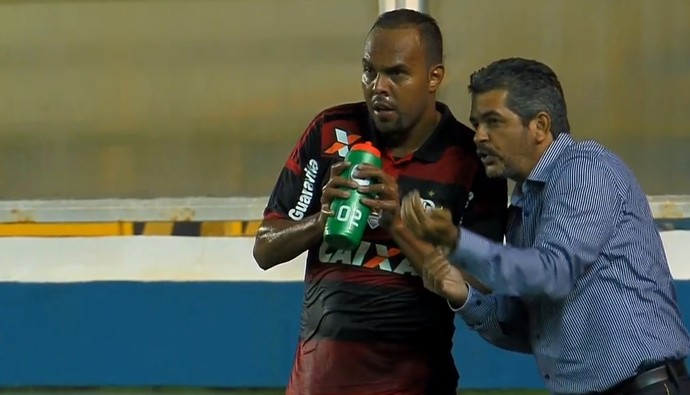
0;219;686;237
0;220;263;237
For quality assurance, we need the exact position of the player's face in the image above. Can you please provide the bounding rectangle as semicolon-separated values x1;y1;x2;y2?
362;28;434;134
470;89;539;181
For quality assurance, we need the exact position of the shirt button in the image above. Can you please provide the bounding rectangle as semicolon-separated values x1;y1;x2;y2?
536;334;541;340
476;300;482;306
544;374;550;380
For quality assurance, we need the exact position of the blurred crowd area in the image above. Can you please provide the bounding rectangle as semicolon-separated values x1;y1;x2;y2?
0;0;688;200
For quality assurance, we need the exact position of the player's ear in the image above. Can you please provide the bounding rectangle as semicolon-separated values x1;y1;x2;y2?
429;64;444;93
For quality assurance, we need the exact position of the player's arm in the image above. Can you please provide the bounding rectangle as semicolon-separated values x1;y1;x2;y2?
254;160;357;270
253;114;336;270
254;214;326;270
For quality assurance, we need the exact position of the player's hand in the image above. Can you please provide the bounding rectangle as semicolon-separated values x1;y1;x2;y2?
422;248;469;307
401;190;459;251
354;164;401;231
318;161;360;225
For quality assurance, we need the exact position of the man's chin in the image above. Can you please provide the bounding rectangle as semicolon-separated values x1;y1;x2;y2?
483;165;504;178
372;116;401;133
371;113;401;133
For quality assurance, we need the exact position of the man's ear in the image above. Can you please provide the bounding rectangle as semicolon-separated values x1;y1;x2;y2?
429;64;445;93
531;111;552;143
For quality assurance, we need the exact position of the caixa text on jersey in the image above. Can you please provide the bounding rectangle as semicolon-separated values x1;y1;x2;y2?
318;241;419;276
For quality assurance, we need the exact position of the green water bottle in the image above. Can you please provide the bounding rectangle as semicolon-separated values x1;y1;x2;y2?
324;142;383;250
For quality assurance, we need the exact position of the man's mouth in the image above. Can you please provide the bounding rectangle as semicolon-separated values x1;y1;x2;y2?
373;101;395;113
477;149;497;164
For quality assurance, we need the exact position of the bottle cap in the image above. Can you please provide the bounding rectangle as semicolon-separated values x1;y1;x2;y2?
350;142;381;157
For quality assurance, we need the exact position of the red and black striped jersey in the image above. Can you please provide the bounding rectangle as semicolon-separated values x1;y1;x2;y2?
263;101;507;395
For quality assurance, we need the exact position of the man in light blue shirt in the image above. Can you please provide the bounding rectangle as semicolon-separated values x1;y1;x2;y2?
401;57;690;395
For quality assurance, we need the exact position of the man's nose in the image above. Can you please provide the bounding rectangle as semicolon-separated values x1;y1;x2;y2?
373;73;391;95
474;125;489;144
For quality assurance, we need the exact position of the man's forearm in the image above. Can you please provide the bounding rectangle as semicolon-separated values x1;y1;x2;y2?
253;214;325;270
392;224;492;294
389;223;437;274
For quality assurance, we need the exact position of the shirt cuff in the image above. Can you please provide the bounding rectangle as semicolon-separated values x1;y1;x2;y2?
448;228;494;269
448;284;494;328
448;282;474;312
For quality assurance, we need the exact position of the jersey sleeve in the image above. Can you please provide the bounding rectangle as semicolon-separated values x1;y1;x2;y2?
263;113;327;221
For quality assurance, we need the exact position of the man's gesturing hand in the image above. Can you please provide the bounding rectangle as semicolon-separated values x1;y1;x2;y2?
421;249;469;307
401;190;459;250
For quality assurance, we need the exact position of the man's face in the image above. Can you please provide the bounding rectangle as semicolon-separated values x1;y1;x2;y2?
361;27;434;134
469;89;535;180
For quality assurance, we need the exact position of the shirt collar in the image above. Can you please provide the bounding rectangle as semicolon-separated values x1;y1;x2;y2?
526;132;575;183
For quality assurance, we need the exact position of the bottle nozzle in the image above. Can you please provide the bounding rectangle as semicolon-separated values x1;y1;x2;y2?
351;142;381;157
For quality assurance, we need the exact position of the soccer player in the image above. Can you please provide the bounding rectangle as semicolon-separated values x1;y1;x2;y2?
253;9;506;395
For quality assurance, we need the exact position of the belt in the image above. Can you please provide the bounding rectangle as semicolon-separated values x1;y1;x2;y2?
601;359;687;394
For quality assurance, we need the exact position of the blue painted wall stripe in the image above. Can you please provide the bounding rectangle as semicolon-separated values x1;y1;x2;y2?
0;281;688;389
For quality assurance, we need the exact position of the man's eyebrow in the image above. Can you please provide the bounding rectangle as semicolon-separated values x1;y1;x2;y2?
361;60;409;73
469;109;502;124
383;64;409;73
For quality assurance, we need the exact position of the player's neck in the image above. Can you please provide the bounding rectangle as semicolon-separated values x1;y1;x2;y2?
387;107;440;158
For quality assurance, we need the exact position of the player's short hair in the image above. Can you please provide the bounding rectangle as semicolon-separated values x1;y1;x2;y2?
468;58;571;138
370;9;444;66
